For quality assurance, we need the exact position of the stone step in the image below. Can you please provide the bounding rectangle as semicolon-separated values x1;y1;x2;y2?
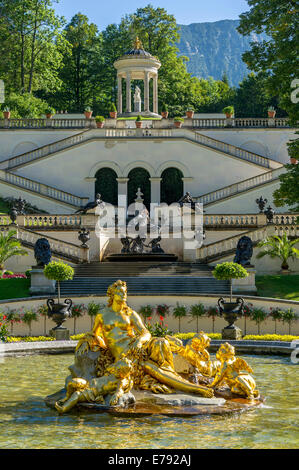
74;262;214;278
58;276;230;296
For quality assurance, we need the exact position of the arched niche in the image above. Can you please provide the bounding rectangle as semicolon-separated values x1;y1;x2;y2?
161;167;184;205
95;167;118;205
128;167;151;209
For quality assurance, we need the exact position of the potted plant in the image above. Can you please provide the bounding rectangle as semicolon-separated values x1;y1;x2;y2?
45;107;55;119
186;108;194;119
174;117;184;128
223;106;234;118
84;106;93;119
95;115;105;128
3;107;10;119
257;233;299;273
161;103;169;119
44;261;74;330
139;305;154;323
135;115;143;128
109;103;117;119
213;262;248;329
268;106;276;118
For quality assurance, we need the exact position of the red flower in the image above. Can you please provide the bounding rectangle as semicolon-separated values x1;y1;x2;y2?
159;315;164;322
3;316;6;320
148;316;152;321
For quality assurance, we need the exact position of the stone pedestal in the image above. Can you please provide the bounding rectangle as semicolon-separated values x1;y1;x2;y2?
232;267;257;295
30;267;55;295
49;328;70;341
222;326;242;340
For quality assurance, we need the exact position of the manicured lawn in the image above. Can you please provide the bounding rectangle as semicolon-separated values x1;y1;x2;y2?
0;278;30;300
256;275;299;301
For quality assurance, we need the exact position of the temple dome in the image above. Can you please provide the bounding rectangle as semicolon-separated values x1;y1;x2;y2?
123;48;152;57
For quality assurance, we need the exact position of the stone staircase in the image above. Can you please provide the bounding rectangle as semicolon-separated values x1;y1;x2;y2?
58;261;230;296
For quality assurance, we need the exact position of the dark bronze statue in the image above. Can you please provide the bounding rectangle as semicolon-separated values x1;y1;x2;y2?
147;236;164;253
34;238;52;267
76;194;103;214
233;236;253;266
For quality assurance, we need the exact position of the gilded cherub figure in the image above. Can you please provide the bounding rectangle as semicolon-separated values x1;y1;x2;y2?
208;343;259;400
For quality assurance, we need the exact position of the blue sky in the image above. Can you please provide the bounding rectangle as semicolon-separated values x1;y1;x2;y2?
54;0;249;30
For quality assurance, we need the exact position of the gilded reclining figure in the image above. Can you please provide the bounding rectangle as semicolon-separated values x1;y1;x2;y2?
55;280;214;413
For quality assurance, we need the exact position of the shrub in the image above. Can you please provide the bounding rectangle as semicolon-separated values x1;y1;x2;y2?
173;303;187;332
189;303;205;333
44;261;74;304
22;309;38;336
146;321;172;338
110;103;117;112
281;308;298;334
85;106;92;112
156;304;170;318
3;93;49;118
213;262;248;302
139;305;154;322
223;105;234;115
95;115;105;122
161;103;168;112
136;115;142;122
174;116;184;122
250;307;268;335
45;107;55;116
243;334;299;342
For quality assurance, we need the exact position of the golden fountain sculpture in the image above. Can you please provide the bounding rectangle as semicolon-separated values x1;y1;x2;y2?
55;280;258;413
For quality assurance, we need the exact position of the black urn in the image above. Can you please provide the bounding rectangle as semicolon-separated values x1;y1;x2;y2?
9;206;18;225
47;299;72;330
218;297;244;329
78;227;90;248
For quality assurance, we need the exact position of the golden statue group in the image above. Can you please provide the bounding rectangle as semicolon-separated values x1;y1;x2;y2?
55;280;259;413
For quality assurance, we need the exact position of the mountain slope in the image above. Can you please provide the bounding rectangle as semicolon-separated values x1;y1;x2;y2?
177;20;267;86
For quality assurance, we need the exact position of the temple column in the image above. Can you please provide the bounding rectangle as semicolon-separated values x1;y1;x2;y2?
149;177;162;204
182;177;194;194
144;71;150;113
117;177;129;206
153;75;158;114
117;75;122;114
126;72;131;113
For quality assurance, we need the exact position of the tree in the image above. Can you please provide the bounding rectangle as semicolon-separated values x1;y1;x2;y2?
233;72;284;118
0;0;69;95
0;229;28;272
238;0;299;122
212;262;249;302
58;13;103;112
257;233;299;270
273;160;299;212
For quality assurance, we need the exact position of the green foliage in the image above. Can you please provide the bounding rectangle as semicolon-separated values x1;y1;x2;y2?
2;93;50;118
45;107;55;115
139;305;154;321
0;230;28;271
156;304;170;318
95;115;105;122
87;301;103;317
43;261;74;282
257;234;299;270
146;321;172;338
174;116;184;122
110;103;117;112
281;308;298;333
223;105;234;115
273;159;299;212
161;103;168;112
212;262;248;281
173;303;187;318
136;115;142;121
71;304;86;318
243;334;299;342
238;0;298;122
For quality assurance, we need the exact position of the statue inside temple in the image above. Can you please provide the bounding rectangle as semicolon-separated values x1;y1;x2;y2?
233;236;253;266
134;86;142;113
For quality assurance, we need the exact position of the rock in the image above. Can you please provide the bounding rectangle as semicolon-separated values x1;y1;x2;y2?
132;390;226;407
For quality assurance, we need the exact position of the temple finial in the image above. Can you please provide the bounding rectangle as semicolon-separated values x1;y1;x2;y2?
134;36;143;50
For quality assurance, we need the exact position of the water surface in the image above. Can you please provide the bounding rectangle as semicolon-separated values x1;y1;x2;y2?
0;354;298;449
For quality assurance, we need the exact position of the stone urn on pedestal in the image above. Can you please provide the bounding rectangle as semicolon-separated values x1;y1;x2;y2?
212;262;249;340
44;261;75;340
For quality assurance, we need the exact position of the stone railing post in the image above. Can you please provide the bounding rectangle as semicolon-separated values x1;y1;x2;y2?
257;213;267;226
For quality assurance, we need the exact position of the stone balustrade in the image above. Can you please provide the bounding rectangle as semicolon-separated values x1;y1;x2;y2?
0;170;87;208
197;227;268;261
203;214;265;228
0;117;291;130
19;214;83;228
195;168;284;205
